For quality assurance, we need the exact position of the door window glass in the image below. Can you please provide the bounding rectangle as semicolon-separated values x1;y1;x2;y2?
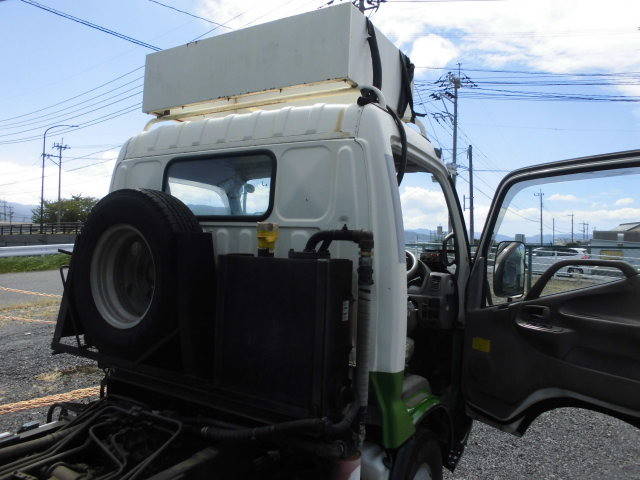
486;167;640;304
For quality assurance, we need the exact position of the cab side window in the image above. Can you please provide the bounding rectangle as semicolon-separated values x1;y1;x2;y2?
400;167;460;274
486;167;640;304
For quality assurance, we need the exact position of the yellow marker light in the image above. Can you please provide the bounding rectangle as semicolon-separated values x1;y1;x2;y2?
472;337;491;353
257;222;279;257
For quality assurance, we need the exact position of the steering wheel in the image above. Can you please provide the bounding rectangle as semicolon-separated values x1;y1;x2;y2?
406;250;432;290
406;250;419;279
441;232;457;267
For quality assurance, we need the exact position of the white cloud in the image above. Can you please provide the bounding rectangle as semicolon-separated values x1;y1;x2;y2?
400;186;448;230
549;193;579;202
615;197;635;206
410;35;459;70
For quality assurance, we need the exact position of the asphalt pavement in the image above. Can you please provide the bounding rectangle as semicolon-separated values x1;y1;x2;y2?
0;269;63;306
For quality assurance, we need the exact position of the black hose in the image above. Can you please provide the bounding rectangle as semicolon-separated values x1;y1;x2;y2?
304;229;373;253
197;398;358;442
387;106;408;185
0;424;81;464
286;439;348;459
365;18;382;89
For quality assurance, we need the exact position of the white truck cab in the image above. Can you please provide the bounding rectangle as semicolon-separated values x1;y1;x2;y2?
5;4;638;480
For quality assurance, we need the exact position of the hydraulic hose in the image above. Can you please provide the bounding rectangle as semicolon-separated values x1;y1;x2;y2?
0;424;82;464
197;400;358;442
304;229;373;253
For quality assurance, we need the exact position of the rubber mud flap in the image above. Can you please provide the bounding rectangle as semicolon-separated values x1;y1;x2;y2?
70;189;201;357
390;429;443;480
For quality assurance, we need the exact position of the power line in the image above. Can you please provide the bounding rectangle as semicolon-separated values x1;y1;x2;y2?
0;103;142;146
0;67;143;123
19;0;162;51
0;79;142;129
146;0;232;28
415;66;640;77
0;92;142;138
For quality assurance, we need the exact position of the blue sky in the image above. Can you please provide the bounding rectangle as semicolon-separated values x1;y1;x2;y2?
1;0;639;234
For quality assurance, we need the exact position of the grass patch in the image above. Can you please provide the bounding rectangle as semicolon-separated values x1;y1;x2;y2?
0;254;69;274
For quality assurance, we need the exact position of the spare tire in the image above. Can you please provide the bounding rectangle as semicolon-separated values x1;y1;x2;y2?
70;189;202;356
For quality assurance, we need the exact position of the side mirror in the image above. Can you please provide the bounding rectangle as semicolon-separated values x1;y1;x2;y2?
493;241;526;298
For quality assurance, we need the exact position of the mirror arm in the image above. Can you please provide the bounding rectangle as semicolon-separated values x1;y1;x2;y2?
526;259;638;300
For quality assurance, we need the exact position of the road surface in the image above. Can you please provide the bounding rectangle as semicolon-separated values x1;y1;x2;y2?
0;270;63;306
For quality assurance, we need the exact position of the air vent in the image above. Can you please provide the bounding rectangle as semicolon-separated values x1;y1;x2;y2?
429;276;442;293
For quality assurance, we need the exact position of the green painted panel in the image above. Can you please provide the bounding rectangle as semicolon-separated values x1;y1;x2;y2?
370;371;415;448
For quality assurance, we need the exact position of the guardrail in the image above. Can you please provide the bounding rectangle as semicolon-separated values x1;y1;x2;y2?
0;244;74;258
0;223;82;236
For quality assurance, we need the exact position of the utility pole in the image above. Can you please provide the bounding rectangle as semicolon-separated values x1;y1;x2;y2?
354;0;385;13
51;140;70;204
534;189;544;246
579;221;589;241
567;213;574;243
452;64;461;185
0;200;6;222
7;206;14;226
552;218;555;245
467;144;474;244
430;64;476;187
40;124;76;230
48;139;70;224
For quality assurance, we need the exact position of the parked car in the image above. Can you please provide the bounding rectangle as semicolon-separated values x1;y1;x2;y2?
531;247;591;275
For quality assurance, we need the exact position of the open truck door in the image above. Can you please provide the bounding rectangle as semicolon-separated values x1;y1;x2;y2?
463;150;640;434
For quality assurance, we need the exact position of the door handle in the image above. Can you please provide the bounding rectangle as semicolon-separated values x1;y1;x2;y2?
516;305;568;333
522;305;550;321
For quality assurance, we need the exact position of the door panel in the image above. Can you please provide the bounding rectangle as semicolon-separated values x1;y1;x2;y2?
464;150;640;433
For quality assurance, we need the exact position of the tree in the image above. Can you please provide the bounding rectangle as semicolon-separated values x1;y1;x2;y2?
32;195;98;223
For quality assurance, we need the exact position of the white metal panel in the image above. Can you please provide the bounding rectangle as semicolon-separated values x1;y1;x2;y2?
127;160;163;190
142;3;411;118
275;145;333;221
355;106;408;374
121;104;359;161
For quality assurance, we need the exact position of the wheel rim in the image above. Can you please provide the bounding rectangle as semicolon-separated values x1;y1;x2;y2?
413;463;433;480
90;224;155;329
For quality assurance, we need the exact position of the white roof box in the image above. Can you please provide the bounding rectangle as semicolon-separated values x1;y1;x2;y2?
142;3;415;120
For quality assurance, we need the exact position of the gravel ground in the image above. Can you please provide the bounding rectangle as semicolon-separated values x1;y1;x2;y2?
0;299;638;478
0;301;102;434
447;411;640;479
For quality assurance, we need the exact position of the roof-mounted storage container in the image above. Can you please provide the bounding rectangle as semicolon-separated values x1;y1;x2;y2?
142;3;415;122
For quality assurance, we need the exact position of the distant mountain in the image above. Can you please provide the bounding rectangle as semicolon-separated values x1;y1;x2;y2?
0;201;36;223
0;199;38;223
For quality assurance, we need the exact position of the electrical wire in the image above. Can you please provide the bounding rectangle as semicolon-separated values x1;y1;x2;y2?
0;67;143;123
146;0;231;28
0;93;142;138
0;104;142;145
19;0;162;51
0;86;143;132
